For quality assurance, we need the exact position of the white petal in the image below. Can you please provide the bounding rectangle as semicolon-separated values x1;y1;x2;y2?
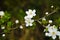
2;34;5;37
42;17;46;21
15;20;19;24
45;33;49;36
33;13;36;16
24;16;31;20
28;15;33;18
31;20;34;23
45;12;48;15
32;13;36;16
48;33;52;37
49;20;52;23
24;16;27;19
57;31;60;36
29;9;32;13
44;29;46;32
0;11;4;16
51;5;54;8
52;35;56;39
30;23;33;26
26;23;29;27
45;33;51;37
1;26;5;29
46;24;50;28
26;11;29;14
20;25;23;29
33;9;36;12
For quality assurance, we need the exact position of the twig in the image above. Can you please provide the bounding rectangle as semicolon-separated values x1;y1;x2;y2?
37;8;59;21
36;7;59;27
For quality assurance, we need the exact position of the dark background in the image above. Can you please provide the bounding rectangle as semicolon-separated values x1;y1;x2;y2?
0;0;60;40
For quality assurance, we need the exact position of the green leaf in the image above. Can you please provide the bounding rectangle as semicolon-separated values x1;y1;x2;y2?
4;29;10;33
17;9;25;21
7;21;13;27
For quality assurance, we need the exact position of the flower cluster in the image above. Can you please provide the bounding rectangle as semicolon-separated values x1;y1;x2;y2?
44;24;60;39
24;9;36;27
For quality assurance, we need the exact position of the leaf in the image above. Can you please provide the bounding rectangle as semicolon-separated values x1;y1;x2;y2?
7;21;13;27
17;9;25;23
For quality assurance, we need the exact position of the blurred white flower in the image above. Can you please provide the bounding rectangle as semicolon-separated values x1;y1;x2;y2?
0;11;4;18
45;24;60;39
49;20;52;23
45;12;48;15
24;16;34;27
20;25;23;29
45;29;60;39
24;9;36;27
42;17;46;21
25;18;34;27
1;26;5;29
26;9;36;18
24;16;31;20
2;34;5;37
51;5;54;8
15;20;19;24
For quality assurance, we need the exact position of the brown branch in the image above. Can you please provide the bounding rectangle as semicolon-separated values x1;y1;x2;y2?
36;7;59;27
35;7;59;21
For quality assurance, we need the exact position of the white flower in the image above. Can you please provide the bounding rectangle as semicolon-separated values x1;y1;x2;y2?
24;16;31;20
15;20;19;24
49;20;52;23
0;11;4;18
42;17;46;21
20;25;23;29
1;26;5;29
45;32;51;37
24;9;36;27
45;29;60;39
51;5;54;8
2;34;5;37
45;25;60;39
25;18;34;27
45;12;48;15
0;11;4;16
26;9;36;18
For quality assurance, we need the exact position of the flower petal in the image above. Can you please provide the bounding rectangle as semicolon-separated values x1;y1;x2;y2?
52;35;56;39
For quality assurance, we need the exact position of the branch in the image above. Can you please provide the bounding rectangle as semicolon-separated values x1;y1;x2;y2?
37;7;59;21
36;7;59;27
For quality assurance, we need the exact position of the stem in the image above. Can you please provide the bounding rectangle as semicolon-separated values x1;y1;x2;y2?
35;7;59;21
36;7;59;27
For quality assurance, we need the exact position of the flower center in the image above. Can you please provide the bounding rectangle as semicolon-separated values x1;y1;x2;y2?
52;32;56;35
